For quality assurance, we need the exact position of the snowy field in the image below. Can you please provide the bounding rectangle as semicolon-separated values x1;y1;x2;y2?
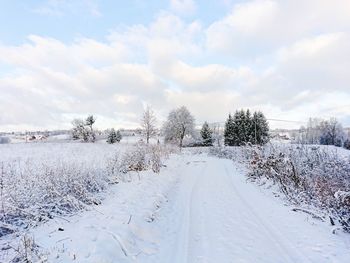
1;142;350;262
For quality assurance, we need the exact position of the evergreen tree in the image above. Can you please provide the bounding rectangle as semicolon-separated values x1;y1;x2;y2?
85;115;96;142
232;110;242;146
251;112;258;144
116;130;122;142
252;111;269;145
225;109;269;146
236;109;248;145
245;109;254;143
258;111;269;144
201;122;213;146
224;114;235;146
106;128;118;144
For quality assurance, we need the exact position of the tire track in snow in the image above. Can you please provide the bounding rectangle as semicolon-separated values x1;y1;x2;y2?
142;155;349;263
223;162;313;263
171;158;208;263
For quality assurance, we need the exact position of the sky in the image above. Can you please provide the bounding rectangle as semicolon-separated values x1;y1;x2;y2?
1;0;350;132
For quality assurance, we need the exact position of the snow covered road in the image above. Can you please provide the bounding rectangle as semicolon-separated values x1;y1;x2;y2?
5;152;350;262
142;154;350;263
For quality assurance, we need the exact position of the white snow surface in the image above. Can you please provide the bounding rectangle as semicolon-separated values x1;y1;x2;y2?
2;150;350;262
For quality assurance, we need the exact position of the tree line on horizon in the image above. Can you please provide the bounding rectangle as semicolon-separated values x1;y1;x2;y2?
295;117;350;150
70;106;270;147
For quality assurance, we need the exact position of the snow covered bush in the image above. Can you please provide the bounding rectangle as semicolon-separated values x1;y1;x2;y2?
210;144;350;232
106;128;118;144
107;142;174;181
150;144;162;173
106;128;122;144
10;234;46;262
118;142;149;175
334;191;350;231
0;158;108;235
0;142;174;238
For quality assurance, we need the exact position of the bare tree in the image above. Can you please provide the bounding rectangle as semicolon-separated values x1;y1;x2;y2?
141;105;157;144
163;106;195;148
297;118;322;144
319;118;345;146
212;123;222;147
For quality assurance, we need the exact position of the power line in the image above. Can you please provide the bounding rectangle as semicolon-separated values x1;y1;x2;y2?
266;118;305;124
205;118;306;126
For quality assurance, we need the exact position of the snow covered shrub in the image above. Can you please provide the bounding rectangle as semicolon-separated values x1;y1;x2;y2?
115;142;174;177
0;142;175;237
210;144;350;232
0;159;108;231
11;234;46;263
248;145;350;231
106;143;174;182
248;148;306;201
106;128;118;144
106;152;120;181
150;144;163;173
334;191;350;232
118;142;149;174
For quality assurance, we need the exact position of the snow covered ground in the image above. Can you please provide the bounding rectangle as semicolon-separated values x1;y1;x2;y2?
139;152;350;263
22;158;180;262
2;145;350;262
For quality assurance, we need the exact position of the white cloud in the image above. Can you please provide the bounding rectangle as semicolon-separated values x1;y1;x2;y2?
278;33;347;61
274;32;350;94
152;59;254;92
0;34;169;131
1;2;350;131
108;13;202;61
165;89;240;123
170;0;196;15
206;0;350;57
33;0;101;17
226;0;278;34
